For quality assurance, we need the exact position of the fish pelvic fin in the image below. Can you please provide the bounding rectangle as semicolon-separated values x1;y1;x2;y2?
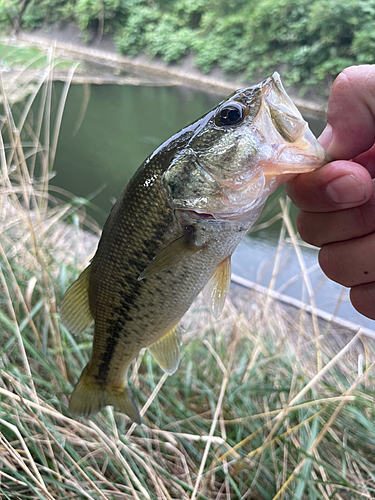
202;255;231;319
61;265;94;334
69;365;141;424
138;227;202;280
148;324;183;375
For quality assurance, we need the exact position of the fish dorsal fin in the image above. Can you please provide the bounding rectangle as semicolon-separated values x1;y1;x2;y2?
202;256;231;319
60;265;94;334
148;324;182;375
138;228;201;280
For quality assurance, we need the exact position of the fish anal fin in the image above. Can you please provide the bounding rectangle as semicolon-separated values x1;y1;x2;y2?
148;324;182;375
138;227;201;280
61;265;94;334
202;256;231;319
69;365;141;424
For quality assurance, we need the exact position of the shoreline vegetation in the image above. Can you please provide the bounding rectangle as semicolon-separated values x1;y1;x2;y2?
5;28;328;118
1;0;374;119
1;0;374;109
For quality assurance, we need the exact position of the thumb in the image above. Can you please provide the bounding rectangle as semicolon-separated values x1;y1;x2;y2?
319;66;375;160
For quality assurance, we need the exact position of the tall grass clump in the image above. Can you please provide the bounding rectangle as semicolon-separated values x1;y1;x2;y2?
1;54;375;500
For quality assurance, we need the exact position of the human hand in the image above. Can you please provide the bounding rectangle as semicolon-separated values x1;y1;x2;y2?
285;65;375;320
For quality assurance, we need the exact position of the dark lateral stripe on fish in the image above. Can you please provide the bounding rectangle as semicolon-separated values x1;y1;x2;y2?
95;272;143;383
95;229;168;383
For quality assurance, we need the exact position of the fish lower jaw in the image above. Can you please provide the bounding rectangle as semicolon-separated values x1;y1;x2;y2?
263;171;299;188
263;162;324;177
259;135;329;176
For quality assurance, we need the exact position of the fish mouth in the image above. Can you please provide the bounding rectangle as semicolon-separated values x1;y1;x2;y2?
260;143;331;180
183;210;217;221
263;134;332;176
252;72;331;177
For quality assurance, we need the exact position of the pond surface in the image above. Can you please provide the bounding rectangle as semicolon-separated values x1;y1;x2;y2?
51;82;374;330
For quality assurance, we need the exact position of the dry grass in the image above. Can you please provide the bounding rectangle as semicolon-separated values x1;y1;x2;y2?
1;55;375;500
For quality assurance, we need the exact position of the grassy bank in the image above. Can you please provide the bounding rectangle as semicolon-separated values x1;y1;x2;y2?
1;64;375;500
0;41;72;69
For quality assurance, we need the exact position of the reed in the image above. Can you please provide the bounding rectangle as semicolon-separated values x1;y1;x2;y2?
1;57;375;500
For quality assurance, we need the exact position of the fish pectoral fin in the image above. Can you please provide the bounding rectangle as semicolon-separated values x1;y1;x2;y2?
148;324;183;375
69;365;141;424
60;265;94;334
138;227;202;280
202;256;231;319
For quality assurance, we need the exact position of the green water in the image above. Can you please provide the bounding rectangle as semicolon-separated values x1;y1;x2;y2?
50;82;374;329
53;84;222;223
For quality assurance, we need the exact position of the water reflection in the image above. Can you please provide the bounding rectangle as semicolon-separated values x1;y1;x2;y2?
53;84;221;219
52;82;374;330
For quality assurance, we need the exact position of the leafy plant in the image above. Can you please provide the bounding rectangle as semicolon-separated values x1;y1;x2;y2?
145;15;194;62
115;5;161;56
3;0;375;109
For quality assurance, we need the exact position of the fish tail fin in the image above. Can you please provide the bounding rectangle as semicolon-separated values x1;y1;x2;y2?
69;365;141;424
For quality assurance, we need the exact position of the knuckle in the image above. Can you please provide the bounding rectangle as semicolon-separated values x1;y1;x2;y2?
350;283;375;320
333;66;358;91
355;198;375;234
318;245;334;278
318;244;351;286
339;66;358;81
296;211;320;246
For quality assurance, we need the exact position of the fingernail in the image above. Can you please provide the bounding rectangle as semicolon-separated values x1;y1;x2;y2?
326;174;367;204
318;124;333;150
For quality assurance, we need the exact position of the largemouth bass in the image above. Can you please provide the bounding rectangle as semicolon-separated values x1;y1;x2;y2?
61;73;328;422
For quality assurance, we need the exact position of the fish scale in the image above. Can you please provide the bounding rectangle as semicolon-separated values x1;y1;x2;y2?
61;72;329;422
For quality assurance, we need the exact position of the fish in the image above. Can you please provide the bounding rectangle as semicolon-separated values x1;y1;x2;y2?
61;72;329;423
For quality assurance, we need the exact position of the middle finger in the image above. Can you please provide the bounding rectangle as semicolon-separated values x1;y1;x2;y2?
319;231;375;287
297;189;375;247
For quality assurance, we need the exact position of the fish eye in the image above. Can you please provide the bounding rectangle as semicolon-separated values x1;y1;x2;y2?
215;102;245;127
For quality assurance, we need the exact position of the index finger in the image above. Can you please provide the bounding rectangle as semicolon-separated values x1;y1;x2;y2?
321;65;375;160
